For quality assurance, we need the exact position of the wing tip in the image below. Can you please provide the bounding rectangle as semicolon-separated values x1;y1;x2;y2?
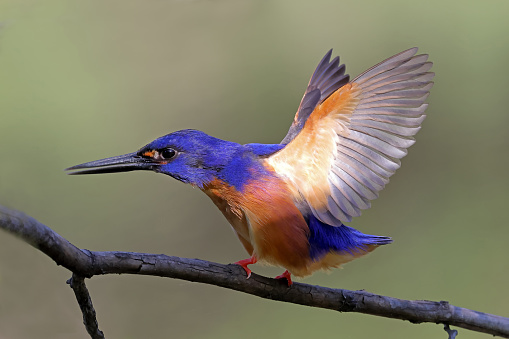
353;47;431;83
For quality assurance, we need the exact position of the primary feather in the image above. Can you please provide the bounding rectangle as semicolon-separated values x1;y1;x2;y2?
281;50;350;144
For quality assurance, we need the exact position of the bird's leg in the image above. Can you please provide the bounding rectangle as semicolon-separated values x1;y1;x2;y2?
234;256;257;279
275;270;293;286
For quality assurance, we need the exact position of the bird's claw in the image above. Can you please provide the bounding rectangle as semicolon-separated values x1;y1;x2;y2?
234;256;257;279
275;270;293;286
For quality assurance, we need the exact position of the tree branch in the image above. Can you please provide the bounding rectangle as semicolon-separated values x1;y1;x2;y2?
1;204;508;338
67;274;105;339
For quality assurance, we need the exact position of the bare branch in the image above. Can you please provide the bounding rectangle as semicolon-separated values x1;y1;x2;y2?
1;204;509;338
444;324;459;339
67;274;105;339
0;205;93;273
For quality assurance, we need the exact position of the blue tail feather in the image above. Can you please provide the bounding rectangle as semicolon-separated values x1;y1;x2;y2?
307;215;392;260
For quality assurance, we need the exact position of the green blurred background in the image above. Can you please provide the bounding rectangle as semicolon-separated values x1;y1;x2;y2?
0;1;508;338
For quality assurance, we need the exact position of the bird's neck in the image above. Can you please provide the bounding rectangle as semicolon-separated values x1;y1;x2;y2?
191;141;282;190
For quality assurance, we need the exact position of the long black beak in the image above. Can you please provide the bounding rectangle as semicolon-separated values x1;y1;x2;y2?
65;152;156;175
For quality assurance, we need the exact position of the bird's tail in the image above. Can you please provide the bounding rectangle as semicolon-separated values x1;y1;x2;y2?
307;215;392;260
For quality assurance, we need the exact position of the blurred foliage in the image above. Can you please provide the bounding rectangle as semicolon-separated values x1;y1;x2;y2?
0;1;508;338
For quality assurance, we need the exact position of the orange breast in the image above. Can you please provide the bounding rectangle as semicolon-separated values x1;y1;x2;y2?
202;179;254;255
201;170;311;275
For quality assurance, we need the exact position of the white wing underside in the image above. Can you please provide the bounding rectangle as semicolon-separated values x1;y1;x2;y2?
314;48;434;225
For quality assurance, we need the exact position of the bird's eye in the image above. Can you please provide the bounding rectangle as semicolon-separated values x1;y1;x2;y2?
160;148;176;160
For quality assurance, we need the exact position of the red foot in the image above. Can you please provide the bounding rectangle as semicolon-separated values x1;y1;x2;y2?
234;256;257;279
275;270;293;286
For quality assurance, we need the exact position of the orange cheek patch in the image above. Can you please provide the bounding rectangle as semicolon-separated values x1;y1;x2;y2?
143;150;155;157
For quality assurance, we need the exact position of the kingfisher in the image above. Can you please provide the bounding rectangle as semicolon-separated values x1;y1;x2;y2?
67;48;433;286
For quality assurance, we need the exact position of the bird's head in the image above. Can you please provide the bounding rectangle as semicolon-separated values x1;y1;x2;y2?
66;129;242;188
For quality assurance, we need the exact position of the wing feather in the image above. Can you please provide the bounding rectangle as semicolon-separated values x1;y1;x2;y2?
267;48;434;225
310;207;339;226
281;50;350;144
336;146;392;181
329;178;362;217
360;86;432;103
333;159;384;193
351;119;421;137
339;138;401;171
332;165;377;201
357;94;429;108
353;48;418;83
346;130;408;158
351;114;426;127
326;195;352;222
350;126;416;148
362;74;434;96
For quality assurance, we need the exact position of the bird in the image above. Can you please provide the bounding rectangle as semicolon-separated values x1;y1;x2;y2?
66;47;434;286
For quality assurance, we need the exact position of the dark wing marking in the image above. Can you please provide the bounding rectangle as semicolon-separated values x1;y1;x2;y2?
281;50;350;144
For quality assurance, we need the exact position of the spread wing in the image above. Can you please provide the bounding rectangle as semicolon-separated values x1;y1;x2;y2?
267;48;434;225
281;50;350;144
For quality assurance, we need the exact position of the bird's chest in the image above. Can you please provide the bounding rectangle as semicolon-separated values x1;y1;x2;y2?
202;176;311;269
202;180;251;242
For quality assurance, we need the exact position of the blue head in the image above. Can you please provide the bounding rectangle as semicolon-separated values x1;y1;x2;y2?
66;129;282;189
141;129;245;187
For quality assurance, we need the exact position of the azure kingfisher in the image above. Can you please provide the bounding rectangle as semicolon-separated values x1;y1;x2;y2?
67;48;433;286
